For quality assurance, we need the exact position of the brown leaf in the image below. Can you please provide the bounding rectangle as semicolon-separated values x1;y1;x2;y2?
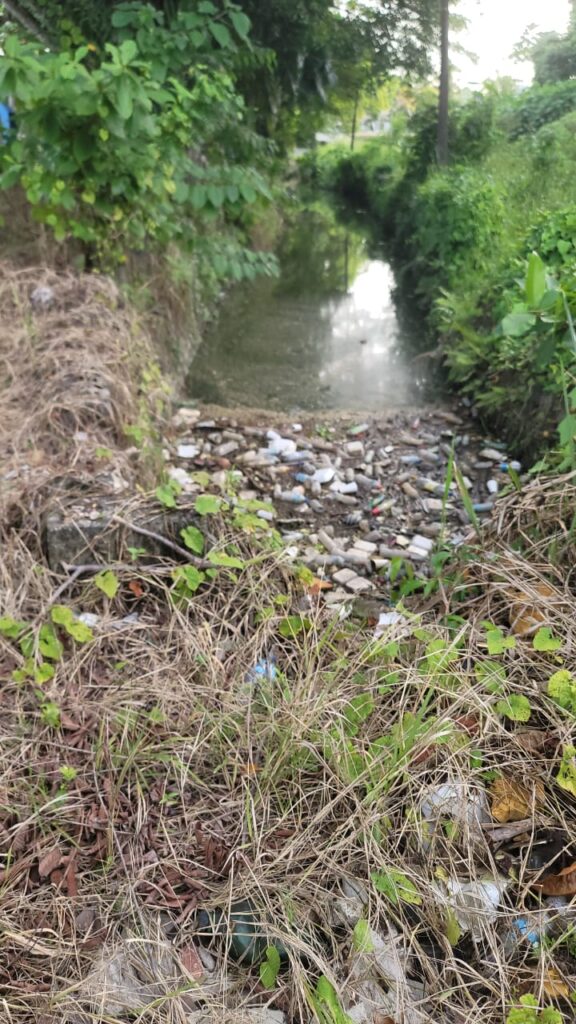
509;583;556;637
490;777;545;823
128;579;144;598
306;577;333;596
536;861;576;896
64;852;78;899
60;712;82;731
38;846;63;878
179;944;205;980
542;968;570;999
515;730;552;753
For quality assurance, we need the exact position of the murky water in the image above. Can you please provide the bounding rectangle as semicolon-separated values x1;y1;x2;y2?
187;202;430;412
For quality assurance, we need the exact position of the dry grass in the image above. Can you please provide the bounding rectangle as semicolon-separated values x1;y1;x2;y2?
1;268;576;1024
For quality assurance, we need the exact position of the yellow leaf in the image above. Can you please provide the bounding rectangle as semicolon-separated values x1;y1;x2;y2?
542;968;570;999
490;776;545;823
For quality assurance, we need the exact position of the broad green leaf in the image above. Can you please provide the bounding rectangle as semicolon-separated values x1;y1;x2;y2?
445;909;461;946
558;413;576;446
344;693;375;736
207;551;245;569
556;745;576;797
475;660;507;693
180;526;204;554
371;868;421;906
0;616;26;639
525;252;546;308
35;662;55;684
39;625;63;661
173;566;205;593
230;10;251;38
51;605;93;643
119;39;138;64
259;945;280;989
156;482;179;508
548;669;576;711
315;976;353;1024
209;22;232;48
486;628;516;655
194;494;222;516
495;694;532;722
278;615;312;638
352;919;374;953
533;627;562;652
94;570;119;599
115;76;134;119
501;311;536;337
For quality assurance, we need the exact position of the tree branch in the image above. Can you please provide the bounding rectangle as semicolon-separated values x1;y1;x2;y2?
2;0;53;47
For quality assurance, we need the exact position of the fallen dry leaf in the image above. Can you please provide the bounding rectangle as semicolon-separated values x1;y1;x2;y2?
179;944;205;980
509;583;556;637
490;777;545;823
128;579;144;598
38;846;63;879
543;968;570;999
515;730;553;753
536;861;576;896
306;577;333;596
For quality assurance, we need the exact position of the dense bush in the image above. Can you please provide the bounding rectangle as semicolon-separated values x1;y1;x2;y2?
506;80;576;139
0;1;276;279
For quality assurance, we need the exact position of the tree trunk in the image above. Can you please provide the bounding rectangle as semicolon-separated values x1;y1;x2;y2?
2;0;52;46
437;0;450;165
350;89;360;151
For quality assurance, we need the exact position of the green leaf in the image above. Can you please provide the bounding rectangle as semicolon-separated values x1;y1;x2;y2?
180;526;204;554
475;660;507;693
486;628;516;655
35;662;55;684
39;625;63;661
230;10;251;38
207;551;245;569
315;976;353;1024
445;909;461;947
525;252;546;308
209;22;232;48
94;570;119;599
548;669;576;711
344;693;375;736
352;919;374;953
371;868;421;906
194;494;222;516
259;945;280;989
278;615;312;638
0;616;26;639
495;694;532;722
51;605;93;643
40;701;61;728
156;482;180;508
558;413;576;446
501;311;536;337
533;627;562;652
173;566;205;593
115;76;134;119
556;745;576;796
119;39;138;64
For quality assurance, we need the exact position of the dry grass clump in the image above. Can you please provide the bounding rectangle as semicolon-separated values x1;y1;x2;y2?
0;263;163;541
1;494;576;1024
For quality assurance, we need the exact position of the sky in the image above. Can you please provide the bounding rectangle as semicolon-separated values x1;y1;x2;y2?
454;0;571;86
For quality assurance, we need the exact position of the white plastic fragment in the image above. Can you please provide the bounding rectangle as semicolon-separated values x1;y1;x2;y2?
177;444;199;459
420;782;490;831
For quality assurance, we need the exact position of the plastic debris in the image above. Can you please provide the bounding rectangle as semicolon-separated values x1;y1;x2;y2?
177;444;200;459
420;782;490;832
442;877;508;940
246;657;277;683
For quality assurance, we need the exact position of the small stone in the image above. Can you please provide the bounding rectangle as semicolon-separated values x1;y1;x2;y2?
351;539;377;554
348;422;370;436
346;441;364;456
480;448;506;462
31;284;55;309
333;568;358;586
177;444;199;459
395;535;411;548
487;479;499;495
407;546;428;560
411;534;434;552
197;420;216;429
345;576;375;593
215;441;239;457
423;498;444;512
402;482;419;499
257;510;275;522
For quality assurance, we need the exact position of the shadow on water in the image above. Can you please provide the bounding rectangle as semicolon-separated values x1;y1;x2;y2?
187;198;439;412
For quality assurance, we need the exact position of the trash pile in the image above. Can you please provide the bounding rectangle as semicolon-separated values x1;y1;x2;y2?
166;407;520;607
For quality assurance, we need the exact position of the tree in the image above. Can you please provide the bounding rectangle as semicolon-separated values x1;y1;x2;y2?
437;0;450;164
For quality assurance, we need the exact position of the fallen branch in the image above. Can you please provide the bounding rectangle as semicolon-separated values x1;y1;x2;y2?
111;515;208;567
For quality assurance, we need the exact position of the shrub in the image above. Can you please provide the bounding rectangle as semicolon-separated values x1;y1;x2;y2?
507;80;576;139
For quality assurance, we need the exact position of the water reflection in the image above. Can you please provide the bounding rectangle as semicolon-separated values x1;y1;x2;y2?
187;203;429;411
